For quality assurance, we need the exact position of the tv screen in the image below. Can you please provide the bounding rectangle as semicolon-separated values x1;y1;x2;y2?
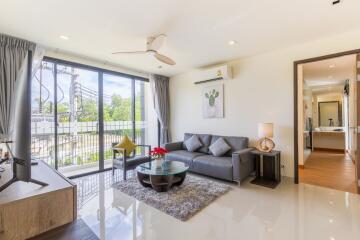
11;50;32;181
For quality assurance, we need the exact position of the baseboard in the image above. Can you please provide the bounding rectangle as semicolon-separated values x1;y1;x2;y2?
313;148;345;153
298;165;305;169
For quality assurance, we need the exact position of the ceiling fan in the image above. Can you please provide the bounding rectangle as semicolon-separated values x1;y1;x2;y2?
112;34;176;65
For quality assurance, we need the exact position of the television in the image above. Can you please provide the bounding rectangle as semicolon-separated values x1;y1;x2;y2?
0;50;47;192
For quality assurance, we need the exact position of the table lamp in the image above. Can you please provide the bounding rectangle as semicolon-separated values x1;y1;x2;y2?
256;123;275;152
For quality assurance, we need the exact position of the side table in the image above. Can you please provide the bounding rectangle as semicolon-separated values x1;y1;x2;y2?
250;150;281;188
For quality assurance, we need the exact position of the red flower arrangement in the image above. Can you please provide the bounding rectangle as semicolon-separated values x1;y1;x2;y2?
150;147;168;160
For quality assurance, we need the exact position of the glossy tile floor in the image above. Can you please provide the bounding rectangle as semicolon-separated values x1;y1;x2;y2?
73;170;360;240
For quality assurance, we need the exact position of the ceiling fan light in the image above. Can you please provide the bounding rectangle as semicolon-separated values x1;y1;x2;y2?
228;40;237;45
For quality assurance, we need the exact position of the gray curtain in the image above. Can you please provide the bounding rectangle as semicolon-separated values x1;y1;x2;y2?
0;34;36;143
149;74;171;145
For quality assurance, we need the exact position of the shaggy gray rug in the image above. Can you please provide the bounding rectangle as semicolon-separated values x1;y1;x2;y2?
112;175;231;221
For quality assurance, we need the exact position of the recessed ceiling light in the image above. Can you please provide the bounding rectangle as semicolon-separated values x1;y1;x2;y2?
228;40;237;46
329;219;334;223
60;35;69;40
329;64;336;68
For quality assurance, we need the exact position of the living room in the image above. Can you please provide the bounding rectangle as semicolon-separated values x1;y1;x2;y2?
1;0;360;239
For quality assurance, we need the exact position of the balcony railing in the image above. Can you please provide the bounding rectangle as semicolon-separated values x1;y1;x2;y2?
31;120;146;172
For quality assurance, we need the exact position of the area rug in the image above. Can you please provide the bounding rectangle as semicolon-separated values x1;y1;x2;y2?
112;175;231;221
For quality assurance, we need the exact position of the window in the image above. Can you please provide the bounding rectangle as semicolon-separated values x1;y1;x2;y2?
56;65;100;175
31;61;55;167
31;58;154;177
103;74;133;167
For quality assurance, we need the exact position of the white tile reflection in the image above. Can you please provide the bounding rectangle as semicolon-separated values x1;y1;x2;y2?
73;171;360;240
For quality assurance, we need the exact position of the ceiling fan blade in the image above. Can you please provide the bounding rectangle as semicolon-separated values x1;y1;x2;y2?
112;51;148;55
148;34;166;51
154;52;176;65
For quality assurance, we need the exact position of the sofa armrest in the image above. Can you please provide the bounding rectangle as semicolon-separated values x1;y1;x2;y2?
164;141;183;152
232;148;254;163
232;148;255;181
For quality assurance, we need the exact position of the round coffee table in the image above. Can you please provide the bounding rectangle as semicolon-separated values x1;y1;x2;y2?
136;160;189;192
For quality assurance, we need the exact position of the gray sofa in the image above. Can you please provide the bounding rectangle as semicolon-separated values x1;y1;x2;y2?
164;133;255;183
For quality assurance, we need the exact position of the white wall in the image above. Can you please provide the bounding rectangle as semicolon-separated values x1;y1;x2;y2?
170;29;360;178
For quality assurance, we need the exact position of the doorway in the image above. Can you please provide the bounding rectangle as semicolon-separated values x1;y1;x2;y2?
294;50;360;194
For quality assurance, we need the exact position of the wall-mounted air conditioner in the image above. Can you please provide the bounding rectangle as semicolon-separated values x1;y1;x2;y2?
194;64;232;85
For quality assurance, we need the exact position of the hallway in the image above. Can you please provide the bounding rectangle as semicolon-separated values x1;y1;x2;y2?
299;150;357;193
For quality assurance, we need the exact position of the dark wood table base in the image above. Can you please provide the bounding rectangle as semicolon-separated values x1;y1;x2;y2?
251;150;281;189
137;171;187;192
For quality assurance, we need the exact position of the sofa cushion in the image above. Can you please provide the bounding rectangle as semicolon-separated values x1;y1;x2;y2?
209;138;231;157
192;155;233;181
183;133;212;154
210;135;249;157
165;150;205;166
184;135;203;152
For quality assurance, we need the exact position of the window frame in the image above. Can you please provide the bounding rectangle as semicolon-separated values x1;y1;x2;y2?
33;56;151;178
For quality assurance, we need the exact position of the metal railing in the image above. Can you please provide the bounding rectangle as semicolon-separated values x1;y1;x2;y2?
31;120;147;170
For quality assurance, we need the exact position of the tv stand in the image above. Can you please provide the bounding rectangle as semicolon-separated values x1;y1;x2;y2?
0;160;76;240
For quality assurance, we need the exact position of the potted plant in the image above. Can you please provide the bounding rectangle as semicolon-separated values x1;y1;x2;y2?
150;147;168;168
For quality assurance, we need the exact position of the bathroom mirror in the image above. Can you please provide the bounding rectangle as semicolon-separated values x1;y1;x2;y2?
318;101;342;127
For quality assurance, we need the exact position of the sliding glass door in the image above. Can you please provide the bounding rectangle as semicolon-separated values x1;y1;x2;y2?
31;61;56;167
103;74;133;167
31;58;153;177
135;80;147;148
56;64;100;176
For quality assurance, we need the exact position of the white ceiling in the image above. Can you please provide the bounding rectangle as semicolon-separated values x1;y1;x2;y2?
1;0;360;76
303;54;356;89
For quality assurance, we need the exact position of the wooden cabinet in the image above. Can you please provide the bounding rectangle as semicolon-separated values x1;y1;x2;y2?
0;161;76;240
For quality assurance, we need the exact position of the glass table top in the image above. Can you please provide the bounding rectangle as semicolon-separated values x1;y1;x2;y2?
136;160;189;176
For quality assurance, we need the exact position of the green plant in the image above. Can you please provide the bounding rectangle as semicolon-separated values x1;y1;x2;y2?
205;89;219;106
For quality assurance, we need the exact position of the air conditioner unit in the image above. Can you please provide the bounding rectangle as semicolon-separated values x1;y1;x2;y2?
194;64;232;85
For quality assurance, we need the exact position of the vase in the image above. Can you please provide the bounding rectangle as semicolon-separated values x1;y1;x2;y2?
154;158;164;169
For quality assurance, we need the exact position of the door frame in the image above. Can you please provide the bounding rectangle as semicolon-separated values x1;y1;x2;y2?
293;48;360;185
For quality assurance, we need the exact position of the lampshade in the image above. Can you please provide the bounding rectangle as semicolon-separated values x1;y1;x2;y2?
258;123;274;138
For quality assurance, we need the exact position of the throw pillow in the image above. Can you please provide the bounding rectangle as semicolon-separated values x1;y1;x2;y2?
114;135;137;157
209;138;231;157
184;135;203;152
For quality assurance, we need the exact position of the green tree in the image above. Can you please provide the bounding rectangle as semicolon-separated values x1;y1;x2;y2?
110;95;131;121
77;99;98;122
135;95;143;121
103;104;112;121
57;103;70;122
